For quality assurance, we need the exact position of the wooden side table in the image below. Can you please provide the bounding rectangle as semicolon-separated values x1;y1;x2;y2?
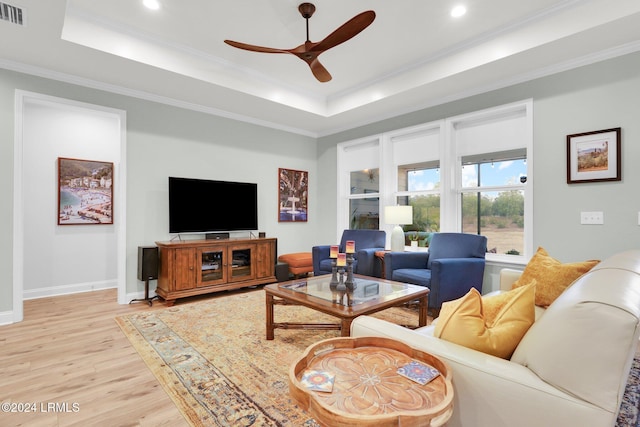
374;250;390;278
289;336;453;427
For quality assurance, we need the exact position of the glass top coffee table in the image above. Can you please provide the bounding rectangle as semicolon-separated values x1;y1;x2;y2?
264;274;429;340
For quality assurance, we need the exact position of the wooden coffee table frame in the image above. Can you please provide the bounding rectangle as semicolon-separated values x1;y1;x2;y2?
264;275;429;340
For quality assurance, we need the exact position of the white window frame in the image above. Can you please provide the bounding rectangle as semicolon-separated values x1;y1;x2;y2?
337;100;533;264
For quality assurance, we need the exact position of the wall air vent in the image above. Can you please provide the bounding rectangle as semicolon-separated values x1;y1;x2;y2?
0;2;25;26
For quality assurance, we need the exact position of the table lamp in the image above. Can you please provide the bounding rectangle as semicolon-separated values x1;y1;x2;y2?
385;205;413;252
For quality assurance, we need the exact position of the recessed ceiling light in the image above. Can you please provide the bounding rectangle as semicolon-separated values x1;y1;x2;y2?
143;0;160;10
451;5;467;18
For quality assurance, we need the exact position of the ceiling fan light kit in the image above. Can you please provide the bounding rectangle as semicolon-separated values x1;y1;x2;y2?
224;3;375;82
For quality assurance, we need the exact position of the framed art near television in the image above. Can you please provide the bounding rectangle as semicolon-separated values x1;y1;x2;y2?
567;127;621;184
58;157;114;225
279;168;308;222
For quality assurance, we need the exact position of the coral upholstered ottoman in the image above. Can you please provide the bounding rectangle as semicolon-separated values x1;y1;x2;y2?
278;252;313;278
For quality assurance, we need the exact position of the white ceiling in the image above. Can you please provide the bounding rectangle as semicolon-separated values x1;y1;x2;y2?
1;0;640;137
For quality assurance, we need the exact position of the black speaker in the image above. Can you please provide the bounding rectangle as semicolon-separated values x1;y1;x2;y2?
137;246;158;281
206;232;230;240
275;262;290;282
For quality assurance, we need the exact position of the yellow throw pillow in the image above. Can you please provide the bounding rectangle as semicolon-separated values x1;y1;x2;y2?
512;247;599;307
434;283;535;359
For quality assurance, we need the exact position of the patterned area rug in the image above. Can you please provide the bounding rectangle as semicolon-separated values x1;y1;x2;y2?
116;289;640;427
619;355;640;427
115;289;418;426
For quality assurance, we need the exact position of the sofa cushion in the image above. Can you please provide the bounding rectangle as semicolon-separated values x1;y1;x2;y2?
512;263;640;413
512;247;599;307
433;283;535;359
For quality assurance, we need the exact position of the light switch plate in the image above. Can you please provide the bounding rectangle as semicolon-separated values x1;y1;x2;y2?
580;211;604;225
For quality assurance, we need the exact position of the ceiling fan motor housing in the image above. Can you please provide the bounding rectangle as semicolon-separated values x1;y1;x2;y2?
298;3;316;19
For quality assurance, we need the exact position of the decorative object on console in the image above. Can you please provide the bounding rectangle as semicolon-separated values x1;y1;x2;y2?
385;205;413;252
58;157;113;225
433;283;536;359
567;127;621;184
511;246;599;307
278;168;308;222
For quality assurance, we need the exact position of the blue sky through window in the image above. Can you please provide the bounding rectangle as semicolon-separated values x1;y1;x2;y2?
408;160;527;190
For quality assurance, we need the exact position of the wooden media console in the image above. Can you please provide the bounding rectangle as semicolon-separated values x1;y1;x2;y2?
155;237;277;306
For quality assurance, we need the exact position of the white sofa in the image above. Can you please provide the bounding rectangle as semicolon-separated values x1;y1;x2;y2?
351;250;640;427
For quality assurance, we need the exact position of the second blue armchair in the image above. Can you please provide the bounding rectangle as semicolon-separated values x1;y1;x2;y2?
384;232;487;311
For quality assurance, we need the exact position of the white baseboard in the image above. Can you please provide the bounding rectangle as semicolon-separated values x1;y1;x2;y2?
23;280;117;300
0;310;14;325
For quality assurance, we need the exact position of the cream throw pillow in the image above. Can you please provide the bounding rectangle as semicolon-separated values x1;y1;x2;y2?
512;247;599;307
434;283;536;359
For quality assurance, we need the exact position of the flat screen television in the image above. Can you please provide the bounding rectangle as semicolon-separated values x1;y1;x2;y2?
169;177;258;234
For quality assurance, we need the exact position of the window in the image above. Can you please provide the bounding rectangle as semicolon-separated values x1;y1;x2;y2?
349;168;379;229
336;100;533;261
461;151;527;255
397;161;440;232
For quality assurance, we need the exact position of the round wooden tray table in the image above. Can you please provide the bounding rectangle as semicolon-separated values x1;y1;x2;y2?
289;336;454;427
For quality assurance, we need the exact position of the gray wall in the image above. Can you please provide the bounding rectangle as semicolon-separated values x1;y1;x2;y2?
1;50;639;313
318;52;640;287
0;68;317;313
318;53;640;262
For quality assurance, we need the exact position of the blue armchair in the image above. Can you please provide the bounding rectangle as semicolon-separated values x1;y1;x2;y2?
313;229;386;277
384;232;487;311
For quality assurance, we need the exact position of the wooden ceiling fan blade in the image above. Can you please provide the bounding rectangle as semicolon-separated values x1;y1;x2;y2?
311;10;375;53
309;59;332;82
224;40;289;54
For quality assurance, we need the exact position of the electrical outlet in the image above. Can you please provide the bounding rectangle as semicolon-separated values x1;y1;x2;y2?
580;211;604;225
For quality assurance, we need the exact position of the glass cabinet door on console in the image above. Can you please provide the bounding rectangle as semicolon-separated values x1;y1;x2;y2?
228;244;256;283
198;247;227;287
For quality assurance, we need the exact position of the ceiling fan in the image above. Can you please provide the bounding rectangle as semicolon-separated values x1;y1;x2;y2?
224;3;376;83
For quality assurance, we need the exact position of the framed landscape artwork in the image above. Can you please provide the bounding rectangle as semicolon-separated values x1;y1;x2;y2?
58;157;114;225
566;127;621;184
278;168;308;222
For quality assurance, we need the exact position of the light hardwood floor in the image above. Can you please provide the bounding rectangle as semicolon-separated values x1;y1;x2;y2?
0;289;191;427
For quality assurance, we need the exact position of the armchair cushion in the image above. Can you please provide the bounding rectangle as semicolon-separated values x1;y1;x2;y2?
434;283;535;359
512;247;599;307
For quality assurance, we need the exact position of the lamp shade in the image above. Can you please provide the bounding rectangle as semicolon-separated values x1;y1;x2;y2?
385;205;413;252
384;205;413;225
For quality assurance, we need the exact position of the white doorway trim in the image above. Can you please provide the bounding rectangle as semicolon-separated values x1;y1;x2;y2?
13;91;127;323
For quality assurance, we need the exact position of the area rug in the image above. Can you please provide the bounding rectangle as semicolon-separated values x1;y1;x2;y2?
116;289;640;427
115;289;418;426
